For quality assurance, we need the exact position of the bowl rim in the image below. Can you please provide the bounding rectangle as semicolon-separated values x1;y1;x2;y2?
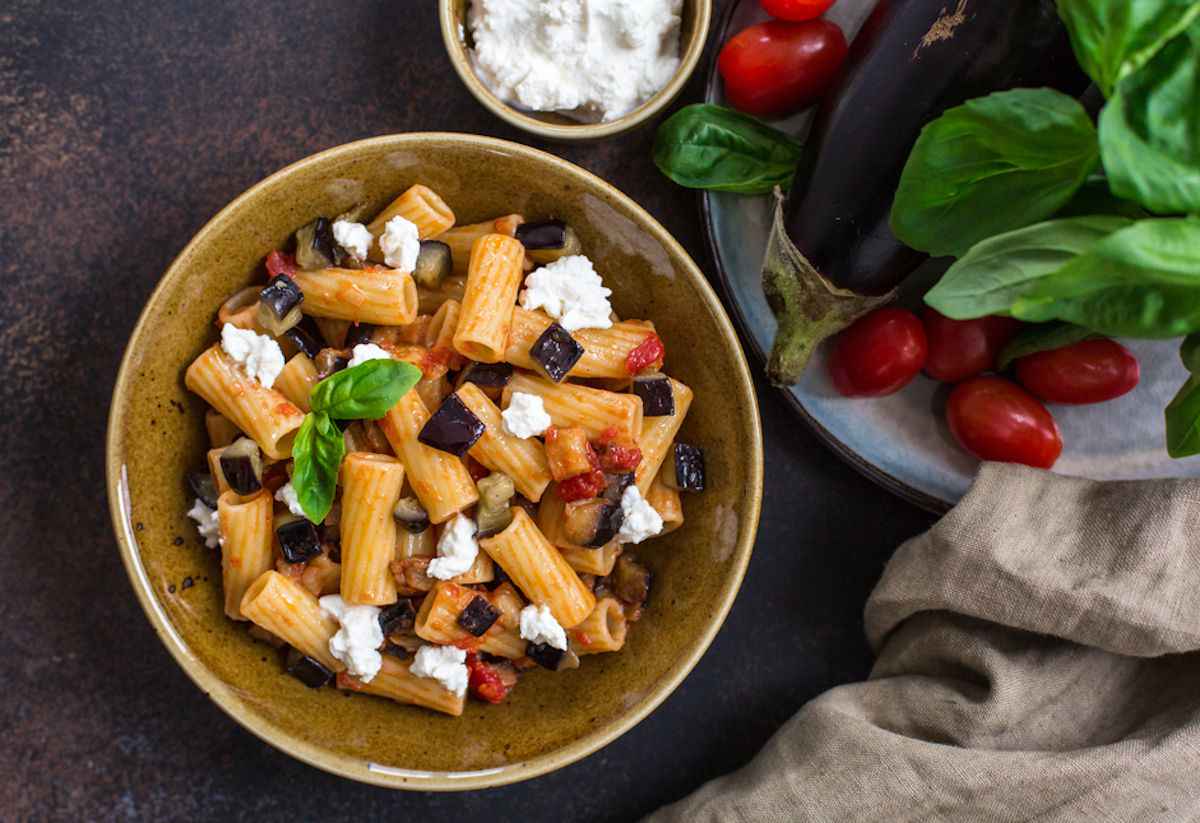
105;132;764;791
437;0;713;141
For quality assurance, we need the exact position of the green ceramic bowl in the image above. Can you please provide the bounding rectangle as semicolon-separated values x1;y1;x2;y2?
106;133;762;790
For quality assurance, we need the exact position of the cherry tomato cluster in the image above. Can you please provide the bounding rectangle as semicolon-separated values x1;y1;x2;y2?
827;307;1140;469
718;1;847;118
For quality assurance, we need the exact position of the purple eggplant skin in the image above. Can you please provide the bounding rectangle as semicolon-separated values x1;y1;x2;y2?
784;0;1090;296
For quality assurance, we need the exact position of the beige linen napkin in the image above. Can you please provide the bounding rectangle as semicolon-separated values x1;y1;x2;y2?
649;463;1200;822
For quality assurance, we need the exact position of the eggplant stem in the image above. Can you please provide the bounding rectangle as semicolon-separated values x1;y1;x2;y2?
762;190;895;386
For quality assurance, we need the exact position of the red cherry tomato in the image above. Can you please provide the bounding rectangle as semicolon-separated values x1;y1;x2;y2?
946;377;1062;468
922;309;1022;383
828;307;927;397
625;333;665;375
1015;339;1140;405
761;0;837;21
718;20;848;118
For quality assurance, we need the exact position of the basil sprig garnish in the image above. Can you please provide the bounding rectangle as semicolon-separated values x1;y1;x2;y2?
291;358;422;523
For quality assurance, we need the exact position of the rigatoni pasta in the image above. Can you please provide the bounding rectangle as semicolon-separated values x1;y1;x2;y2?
505;308;657;379
453;234;524;363
457;383;552;501
275;353;319;413
291;267;419;325
503;372;643;443
338;654;464;717
339;453;405;606
366;184;456;257
241;570;342;672
217;490;276;621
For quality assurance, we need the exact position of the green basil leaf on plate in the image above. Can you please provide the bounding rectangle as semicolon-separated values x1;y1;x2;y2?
1056;0;1200;96
291;411;345;524
653;104;803;195
1099;20;1200;214
310;358;421;420
995;322;1098;371
1012;218;1200;336
1166;374;1200;457
891;89;1100;258
924;216;1131;319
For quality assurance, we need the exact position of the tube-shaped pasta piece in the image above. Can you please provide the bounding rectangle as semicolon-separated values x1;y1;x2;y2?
378;390;478;524
274;353;319;413
505;308;658;379
437;216;523;277
186;346;305;459
457;383;552;501
503;372;643;443
453;234;524;363
218;287;265;333
241;570;342;671
291;267;418;326
414;581;525;658
417;275;467;315
453;551;496;585
205;410;240;448
559;542;622;576
569;597;628;656
397;527;436;559
479;508;595;628
414;375;451;419
425;299;460;350
634;378;694;493
218;490;275;621
646;477;684;535
339;453;405;605
366;184;456;261
338;654;465;717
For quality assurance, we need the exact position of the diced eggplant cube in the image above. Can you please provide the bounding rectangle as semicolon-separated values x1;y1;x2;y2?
378;599;417;636
312;217;341;265
601;472;635;504
563;499;624;548
530;323;584;383
285;648;334;688
413;241;452;289
284;319;322;359
393;497;430;534
418;394;485;456
344;322;375;348
476;473;516;538
612;554;651;607
315;348;350;379
187;472;219;509
276;518;322;563
526;642;565;671
632;373;675;417
258;275;305;336
457;595;501;637
219;438;263;495
516;220;582;264
458;361;514;389
665;443;706;493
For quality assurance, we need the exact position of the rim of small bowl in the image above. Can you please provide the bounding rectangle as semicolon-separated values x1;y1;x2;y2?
438;0;712;142
105;132;764;790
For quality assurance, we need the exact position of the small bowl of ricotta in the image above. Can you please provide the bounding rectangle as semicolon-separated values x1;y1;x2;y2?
440;0;712;141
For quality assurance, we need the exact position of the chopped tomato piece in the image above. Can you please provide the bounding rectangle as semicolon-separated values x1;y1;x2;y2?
595;427;642;472
466;652;514;704
266;250;297;279
625;334;665;375
558;469;607;502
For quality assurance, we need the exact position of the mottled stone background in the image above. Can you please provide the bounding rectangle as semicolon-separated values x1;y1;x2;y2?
0;1;932;820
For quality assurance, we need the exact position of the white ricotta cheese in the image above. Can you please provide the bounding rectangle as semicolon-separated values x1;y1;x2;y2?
428;514;479;580
379;215;420;273
220;322;285;388
347;342;393;369
519;603;568;650
520;255;613;332
319;595;384;683
410;645;469;696
617;484;663;544
332;220;373;261
274;482;307;518
468;0;683;123
187;498;221;549
502;392;552;439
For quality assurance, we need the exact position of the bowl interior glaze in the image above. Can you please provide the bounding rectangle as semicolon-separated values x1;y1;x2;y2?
107;134;762;790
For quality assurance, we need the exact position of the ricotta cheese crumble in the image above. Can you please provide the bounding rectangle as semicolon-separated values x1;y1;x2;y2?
520;255;613;332
347;342;393;368
411;645;469;696
332;220;373;261
274;482;306;518
380;215;420;273
220;322;285;388
468;0;683;123
428;514;479;580
502;392;552;439
187;499;221;548
617;485;663;544
519;604;568;650
319;595;384;682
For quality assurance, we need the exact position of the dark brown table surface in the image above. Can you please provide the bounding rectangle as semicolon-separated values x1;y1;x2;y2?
2;2;933;819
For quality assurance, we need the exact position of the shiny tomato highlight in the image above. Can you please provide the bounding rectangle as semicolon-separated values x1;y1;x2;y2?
922;309;1022;383
946;377;1062;469
761;0;837;21
718;20;848;117
1015;339;1140;405
828;307;927;397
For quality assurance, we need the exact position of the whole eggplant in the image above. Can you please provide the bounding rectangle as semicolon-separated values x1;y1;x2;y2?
764;0;1090;385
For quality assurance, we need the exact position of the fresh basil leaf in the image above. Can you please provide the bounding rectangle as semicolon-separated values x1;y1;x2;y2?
924;216;1131;319
653;104;803;195
1099;19;1200;214
1012;218;1200;336
1181;333;1200;373
891;89;1100;258
995;323;1097;371
1055;177;1149;220
1056;0;1200;96
1166;374;1200;457
310;358;421;420
291;412;345;524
